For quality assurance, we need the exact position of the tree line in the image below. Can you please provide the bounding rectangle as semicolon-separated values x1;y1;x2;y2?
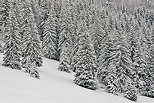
0;0;154;102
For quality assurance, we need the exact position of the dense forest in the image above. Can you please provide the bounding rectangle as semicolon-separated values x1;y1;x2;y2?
0;0;154;102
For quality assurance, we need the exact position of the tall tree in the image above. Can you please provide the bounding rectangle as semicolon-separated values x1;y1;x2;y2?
73;22;97;90
138;24;154;97
98;14;137;101
3;1;21;70
21;1;42;78
42;8;58;60
31;0;51;41
0;0;9;42
42;0;62;61
58;40;71;73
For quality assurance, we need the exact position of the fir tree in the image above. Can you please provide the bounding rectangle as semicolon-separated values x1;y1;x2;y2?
97;15;115;89
125;83;138;101
71;20;85;72
0;43;3;53
42;6;59;60
98;15;137;101
0;0;9;42
58;41;71;73
3;1;21;70
42;0;62;61
90;18;105;61
139;24;154;98
31;0;51;41
97;30;113;88
58;0;76;73
73;23;97;90
21;2;42;78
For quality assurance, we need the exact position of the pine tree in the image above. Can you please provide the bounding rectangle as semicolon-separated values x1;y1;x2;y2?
124;83;138;101
71;20;85;72
13;0;27;56
0;43;3;53
97;14;115;89
3;1;21;70
73;22;97;90
21;2;42;78
90;17;105;61
97;30;113;88
58;41;71;73
138;24;154;98
0;0;9;43
97;13;137;101
42;0;62;61
57;0;76;73
31;0;51;41
121;13;143;91
62;0;77;64
131;6;154;96
42;6;59;60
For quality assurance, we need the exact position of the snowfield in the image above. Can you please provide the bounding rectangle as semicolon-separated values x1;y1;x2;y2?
0;53;153;103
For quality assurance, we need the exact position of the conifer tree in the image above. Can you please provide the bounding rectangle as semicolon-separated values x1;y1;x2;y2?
57;0;77;73
0;43;3;53
42;5;60;60
138;24;154;98
61;0;76;63
112;19;137;101
73;22;97;90
97;30;113;88
3;1;21;70
42;9;56;59
0;0;9;42
125;16;145;91
90;18;105;61
58;41;71;73
21;2;42;78
97;15;115;88
97;14;137;101
71;20;85;72
31;0;51;41
42;0;62;61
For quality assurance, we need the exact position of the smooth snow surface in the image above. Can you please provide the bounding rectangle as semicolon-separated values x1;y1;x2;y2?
0;53;153;103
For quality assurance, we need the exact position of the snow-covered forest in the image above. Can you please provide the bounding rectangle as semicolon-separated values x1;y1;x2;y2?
0;0;154;102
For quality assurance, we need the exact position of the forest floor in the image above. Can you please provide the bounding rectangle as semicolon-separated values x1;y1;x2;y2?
0;53;153;103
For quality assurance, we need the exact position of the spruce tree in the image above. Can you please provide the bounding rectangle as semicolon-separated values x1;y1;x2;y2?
0;43;3;53
97;14;137;101
3;1;21;70
42;0;62;61
0;0;9;43
97;15;115;89
121;13;142;91
97;30;113;88
31;0;51;41
71;21;85;72
138;24;154;98
58;41;71;73
57;0;76;73
90;18;105;61
42;6;59;60
73;23;97;90
21;2;42;78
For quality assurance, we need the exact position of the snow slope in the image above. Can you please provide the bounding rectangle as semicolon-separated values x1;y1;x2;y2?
0;53;153;103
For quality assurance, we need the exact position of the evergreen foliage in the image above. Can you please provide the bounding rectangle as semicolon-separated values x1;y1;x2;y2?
3;1;21;70
42;0;62;61
21;1;42;78
1;0;154;101
58;41;71;73
73;23;97;90
0;0;9;43
42;8;59;60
